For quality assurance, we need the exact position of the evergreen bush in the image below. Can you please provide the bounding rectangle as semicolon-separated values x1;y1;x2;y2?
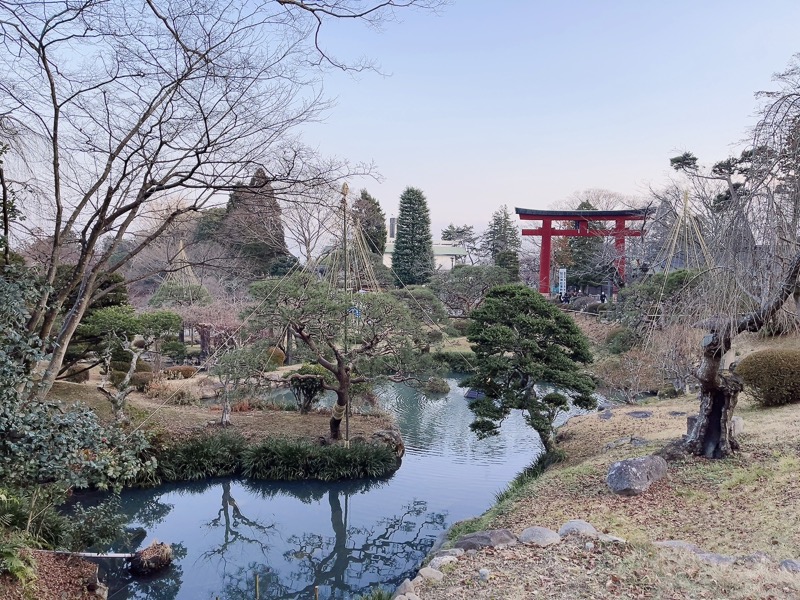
584;301;603;314
110;370;127;388
735;349;800;407
605;326;638;355
63;365;90;383
570;296;594;311
110;360;131;373
432;351;475;373
129;372;153;392
450;319;471;335
264;346;286;367
135;359;153;372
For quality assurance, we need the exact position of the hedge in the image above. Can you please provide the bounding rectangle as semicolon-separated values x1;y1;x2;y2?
735;349;800;407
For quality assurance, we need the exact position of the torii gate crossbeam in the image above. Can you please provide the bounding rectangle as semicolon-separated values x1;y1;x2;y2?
515;207;650;294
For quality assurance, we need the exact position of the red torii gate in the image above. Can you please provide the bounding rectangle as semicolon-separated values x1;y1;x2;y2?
515;207;650;294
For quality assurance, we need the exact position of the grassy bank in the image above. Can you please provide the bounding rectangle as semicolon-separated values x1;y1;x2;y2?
421;392;800;599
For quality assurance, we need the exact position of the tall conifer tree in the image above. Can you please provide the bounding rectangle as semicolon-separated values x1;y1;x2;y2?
481;205;521;262
352;189;387;255
392;187;434;285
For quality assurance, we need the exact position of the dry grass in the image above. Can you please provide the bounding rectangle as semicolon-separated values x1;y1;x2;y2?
46;376;395;444
489;396;800;558
427;325;800;599
419;536;800;600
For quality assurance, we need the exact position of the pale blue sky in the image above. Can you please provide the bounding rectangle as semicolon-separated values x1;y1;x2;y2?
301;1;800;236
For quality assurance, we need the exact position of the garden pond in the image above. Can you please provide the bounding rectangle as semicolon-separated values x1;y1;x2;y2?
102;378;584;599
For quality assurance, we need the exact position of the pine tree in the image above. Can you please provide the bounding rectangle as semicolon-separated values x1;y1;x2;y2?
567;200;608;289
392;187;435;286
222;169;291;276
481;205;521;263
352;189;387;255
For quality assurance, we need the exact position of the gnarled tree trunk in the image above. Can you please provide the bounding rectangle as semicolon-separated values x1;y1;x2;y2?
684;252;800;458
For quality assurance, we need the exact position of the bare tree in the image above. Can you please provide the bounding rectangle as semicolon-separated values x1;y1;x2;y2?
281;188;338;264
0;0;437;399
662;56;800;458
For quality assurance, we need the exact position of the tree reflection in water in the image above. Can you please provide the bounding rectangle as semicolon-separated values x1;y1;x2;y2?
221;483;446;599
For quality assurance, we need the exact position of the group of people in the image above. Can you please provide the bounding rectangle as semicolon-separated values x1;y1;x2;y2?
557;290;607;304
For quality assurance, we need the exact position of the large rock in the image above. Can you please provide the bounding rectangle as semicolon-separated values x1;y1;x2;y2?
558;519;598;538
653;540;702;553
418;567;444;581
371;429;405;459
429;555;458;570
606;455;668;496
454;529;518;550
780;559;800;573
519;526;561;547
392;579;414;599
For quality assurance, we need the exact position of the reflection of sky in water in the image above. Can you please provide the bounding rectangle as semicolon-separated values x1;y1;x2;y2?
108;379;544;599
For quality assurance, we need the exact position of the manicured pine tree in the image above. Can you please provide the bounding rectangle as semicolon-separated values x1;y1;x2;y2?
392;187;435;286
352;189;388;255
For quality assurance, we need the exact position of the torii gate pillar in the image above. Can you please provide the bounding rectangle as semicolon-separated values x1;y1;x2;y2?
516;208;651;294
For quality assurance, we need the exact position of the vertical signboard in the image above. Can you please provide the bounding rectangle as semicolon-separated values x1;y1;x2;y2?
558;268;567;295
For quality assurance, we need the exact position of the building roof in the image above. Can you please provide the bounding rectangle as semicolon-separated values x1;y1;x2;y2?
515;207;652;219
384;242;467;257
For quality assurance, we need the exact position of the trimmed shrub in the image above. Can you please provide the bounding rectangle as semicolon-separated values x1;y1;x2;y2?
163;365;198;380
135;359;153;373
110;360;131;373
63;365;90;383
161;340;187;361
110;370;127;388
264;346;286;367
735;349;800;407
432;351;476;373
129;372;153;392
605;326;638;355
286;364;335;413
570;296;594;311
584;302;603;314
449;319;471;335
166;389;198;406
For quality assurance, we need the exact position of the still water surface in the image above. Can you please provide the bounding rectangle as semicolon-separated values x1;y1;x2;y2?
107;379;545;599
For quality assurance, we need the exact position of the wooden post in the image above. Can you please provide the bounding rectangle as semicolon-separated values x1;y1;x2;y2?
538;218;552;294
614;218;626;283
255;573;260;599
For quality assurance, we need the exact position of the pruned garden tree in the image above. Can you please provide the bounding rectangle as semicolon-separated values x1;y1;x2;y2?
250;271;426;439
391;187;435;286
441;224;480;265
662;55;800;458
466;285;595;451
212;344;281;426
0;0;438;400
89;307;182;422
